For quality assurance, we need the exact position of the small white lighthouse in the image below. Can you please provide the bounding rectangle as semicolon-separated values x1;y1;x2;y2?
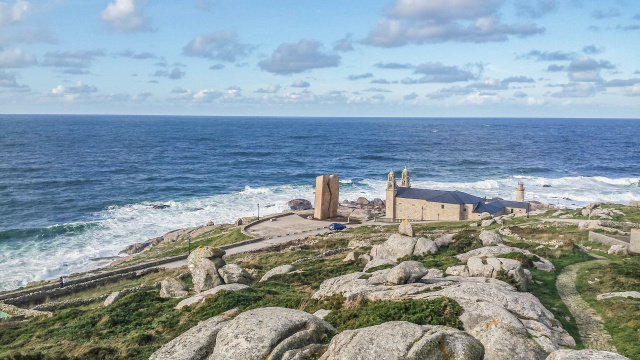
516;182;525;202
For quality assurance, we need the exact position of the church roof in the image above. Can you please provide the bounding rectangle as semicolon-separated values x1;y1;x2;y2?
396;188;484;205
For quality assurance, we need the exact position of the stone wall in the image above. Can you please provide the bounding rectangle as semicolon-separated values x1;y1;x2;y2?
588;231;630;249
314;174;339;220
394;198;463;221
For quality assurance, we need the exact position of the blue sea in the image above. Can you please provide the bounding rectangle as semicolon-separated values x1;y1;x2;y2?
1;115;639;291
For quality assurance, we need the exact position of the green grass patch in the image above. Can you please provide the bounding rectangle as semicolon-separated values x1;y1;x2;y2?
324;298;463;332
576;258;640;358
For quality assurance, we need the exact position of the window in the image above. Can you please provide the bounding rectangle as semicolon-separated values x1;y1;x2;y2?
441;205;445;209
510;209;514;214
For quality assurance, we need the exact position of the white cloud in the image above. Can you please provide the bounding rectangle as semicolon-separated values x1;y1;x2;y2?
258;40;340;75
625;84;640;96
290;80;310;88
0;0;30;27
0;47;36;67
50;81;98;101
254;85;281;94
526;96;546;105
183;31;253;62
101;0;150;33
364;0;544;47
551;83;598;98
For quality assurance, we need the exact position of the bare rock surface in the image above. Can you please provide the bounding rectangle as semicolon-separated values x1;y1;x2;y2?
160;278;189;299
188;246;226;293
312;270;573;360
260;264;297;282
175;284;249;310
479;230;504;246
607;244;628;256
362;258;397;272
413;237;438;255
319;321;484;360
386;261;428;285
469;320;547;360
546;349;630;360
347;239;371;249
596;291;640;301
342;251;360;263
149;313;233;360
457;245;555;272
434;233;455;247
218;264;252;285
288;199;312;211
209;307;336;360
452;256;532;290
370;233;416;261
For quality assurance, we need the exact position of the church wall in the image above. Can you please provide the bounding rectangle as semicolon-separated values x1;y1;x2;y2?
394;198;463;221
505;207;528;216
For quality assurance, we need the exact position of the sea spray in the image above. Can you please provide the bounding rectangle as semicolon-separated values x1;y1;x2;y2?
1;175;639;291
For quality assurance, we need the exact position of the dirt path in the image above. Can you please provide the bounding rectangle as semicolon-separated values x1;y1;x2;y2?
556;256;617;352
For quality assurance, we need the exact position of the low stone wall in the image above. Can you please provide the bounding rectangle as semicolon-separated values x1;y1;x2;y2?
3;268;158;307
588;231;630;248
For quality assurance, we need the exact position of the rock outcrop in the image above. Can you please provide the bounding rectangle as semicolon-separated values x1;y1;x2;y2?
456;245;555;272
188;246;226;293
175;284;249;310
479;230;504;246
319;321;483;360
210;307;336;360
596;291;640;301
370;234;417;261
160;278;189;299
312;268;574;360
447;256;532;290
260;264;297;282
413;237;438;256
546;349;630;360
608;244;628;256
287;199;312;211
218;264;252;285
149;310;237;360
385;261;428;285
347;239;371;249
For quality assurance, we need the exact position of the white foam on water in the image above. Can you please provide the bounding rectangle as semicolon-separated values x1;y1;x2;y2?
1;175;639;292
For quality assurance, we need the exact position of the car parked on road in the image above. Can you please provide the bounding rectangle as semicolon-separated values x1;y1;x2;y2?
328;223;346;231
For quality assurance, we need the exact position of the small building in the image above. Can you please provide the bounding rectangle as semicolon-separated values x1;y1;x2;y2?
385;168;529;221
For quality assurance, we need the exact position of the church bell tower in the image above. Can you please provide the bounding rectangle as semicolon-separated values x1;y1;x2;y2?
386;170;398;220
400;167;410;188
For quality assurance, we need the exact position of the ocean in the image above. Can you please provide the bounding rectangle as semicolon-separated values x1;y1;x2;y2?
1;115;639;291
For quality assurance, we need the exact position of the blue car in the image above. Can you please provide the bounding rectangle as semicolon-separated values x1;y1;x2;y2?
328;223;346;231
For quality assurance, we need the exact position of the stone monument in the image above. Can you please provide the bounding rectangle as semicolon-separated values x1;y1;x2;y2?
630;228;640;255
314;174;339;220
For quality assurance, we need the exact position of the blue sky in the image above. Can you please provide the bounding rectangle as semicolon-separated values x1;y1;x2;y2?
0;0;639;117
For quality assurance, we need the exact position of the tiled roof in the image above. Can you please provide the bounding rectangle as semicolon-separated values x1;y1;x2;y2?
396;187;529;214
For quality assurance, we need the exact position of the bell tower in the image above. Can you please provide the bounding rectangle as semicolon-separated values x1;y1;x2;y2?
400;167;410;188
386;170;398;220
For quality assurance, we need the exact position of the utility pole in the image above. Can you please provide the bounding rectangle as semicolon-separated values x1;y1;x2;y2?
257;203;260;220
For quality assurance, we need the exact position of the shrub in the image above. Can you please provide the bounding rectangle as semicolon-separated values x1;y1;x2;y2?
448;231;481;253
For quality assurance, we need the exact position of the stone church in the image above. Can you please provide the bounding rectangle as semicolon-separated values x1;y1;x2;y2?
386;168;529;221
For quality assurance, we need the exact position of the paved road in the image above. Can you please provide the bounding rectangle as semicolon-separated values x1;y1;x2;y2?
556;255;617;352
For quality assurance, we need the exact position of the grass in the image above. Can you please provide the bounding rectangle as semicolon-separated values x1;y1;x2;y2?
576;258;640;359
324;298;463;332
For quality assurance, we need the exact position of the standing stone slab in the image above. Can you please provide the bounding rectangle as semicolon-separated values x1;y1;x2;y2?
398;219;414;237
188;246;226;293
314;175;339;220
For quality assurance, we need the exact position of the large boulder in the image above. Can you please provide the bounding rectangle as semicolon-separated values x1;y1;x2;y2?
414;237;438;256
457;245;555;272
288;199;312;211
460;257;532;290
371;198;384;207
546;349;630;360
479;230;504;246
398;219;414;237
469;320;547;360
210;307;336;360
342;251;361;263
363;258;397;272
349;209;374;220
188;246;226;293
608;244;629;256
175;284;249;310
434;233;455;247
149;312;234;360
355;197;370;206
319;321;483;360
104;291;125;307
218;264;252;285
370;234;416;262
260;264;297;282
481;219;496;227
386;261;429;285
312;270;574;360
160;278;189;299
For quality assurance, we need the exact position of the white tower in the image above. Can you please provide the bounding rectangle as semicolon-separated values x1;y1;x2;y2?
516;182;525;202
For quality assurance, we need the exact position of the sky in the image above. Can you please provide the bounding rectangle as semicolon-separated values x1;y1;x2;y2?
0;0;639;117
